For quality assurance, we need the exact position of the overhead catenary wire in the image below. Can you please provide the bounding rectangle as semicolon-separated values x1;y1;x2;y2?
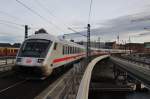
34;0;93;38
33;0;80;33
0;22;23;30
0;19;38;31
0;20;24;27
88;0;93;24
0;10;41;31
33;0;56;18
16;0;66;33
0;10;21;20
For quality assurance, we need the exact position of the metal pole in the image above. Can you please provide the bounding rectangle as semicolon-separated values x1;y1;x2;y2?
129;36;131;54
98;37;100;48
25;25;28;39
125;41;126;53
87;24;91;63
5;48;7;65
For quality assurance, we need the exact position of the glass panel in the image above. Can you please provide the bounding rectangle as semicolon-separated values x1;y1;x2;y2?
19;39;52;58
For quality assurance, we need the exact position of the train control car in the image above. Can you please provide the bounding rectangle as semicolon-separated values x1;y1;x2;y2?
14;29;87;78
14;29;107;79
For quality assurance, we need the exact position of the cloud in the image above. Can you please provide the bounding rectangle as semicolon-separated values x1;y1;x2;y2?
0;34;23;43
60;11;150;42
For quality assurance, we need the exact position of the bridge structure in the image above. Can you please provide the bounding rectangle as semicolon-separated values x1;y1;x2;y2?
0;53;150;99
76;55;150;99
110;56;150;90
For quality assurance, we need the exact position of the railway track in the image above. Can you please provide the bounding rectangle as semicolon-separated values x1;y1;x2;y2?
0;65;73;99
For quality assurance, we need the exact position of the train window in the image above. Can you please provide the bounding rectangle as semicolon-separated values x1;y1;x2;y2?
73;47;75;54
66;46;68;54
66;46;67;54
19;39;52;58
65;46;66;54
64;46;66;54
72;47;74;54
63;46;66;54
62;46;64;55
67;46;69;54
71;47;73;54
63;46;66;55
70;46;72;54
72;47;73;54
54;43;57;50
69;46;70;54
68;46;70;54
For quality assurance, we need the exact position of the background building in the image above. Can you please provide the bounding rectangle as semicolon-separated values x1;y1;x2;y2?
144;42;150;53
76;41;117;49
0;43;21;48
125;43;144;53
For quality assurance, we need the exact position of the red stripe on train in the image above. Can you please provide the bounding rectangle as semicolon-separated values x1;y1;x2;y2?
53;54;85;63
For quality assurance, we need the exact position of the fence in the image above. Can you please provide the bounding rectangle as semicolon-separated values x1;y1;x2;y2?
0;56;16;72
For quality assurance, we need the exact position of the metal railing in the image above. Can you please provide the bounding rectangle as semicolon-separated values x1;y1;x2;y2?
110;56;150;89
117;55;150;70
0;56;16;72
120;55;150;65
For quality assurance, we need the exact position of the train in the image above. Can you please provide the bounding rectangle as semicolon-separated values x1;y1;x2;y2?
13;29;108;79
0;47;19;57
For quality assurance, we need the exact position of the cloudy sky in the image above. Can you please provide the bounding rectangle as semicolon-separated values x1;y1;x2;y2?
0;0;150;43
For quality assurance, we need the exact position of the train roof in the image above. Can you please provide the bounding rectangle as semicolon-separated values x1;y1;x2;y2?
27;33;85;49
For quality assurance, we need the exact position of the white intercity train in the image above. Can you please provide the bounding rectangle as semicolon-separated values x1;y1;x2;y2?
14;29;108;79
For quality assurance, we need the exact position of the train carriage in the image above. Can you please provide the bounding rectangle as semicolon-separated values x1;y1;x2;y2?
14;30;87;78
14;29;108;79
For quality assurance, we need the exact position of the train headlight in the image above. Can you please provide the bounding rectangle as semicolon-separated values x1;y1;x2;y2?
17;58;22;62
37;59;44;63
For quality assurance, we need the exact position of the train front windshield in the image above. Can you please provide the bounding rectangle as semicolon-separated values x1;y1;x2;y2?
19;39;52;58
